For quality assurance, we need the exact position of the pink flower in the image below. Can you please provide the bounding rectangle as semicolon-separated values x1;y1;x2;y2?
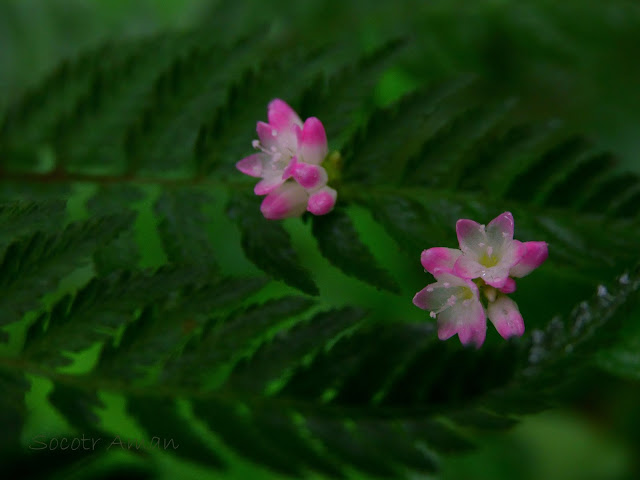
236;99;337;219
453;212;524;289
413;271;486;348
414;212;548;347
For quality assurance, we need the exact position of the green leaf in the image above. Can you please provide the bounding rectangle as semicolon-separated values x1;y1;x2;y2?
311;207;399;293
162;295;314;385
298;38;407;149
97;275;267;380
48;383;106;437
191;398;303;476
126;36;271;174
154;189;216;267
88;184;144;275
0;200;67;254
361;194;450;257
227;192;319;295
0;214;131;327
23;266;224;366
225;307;367;393
592;278;640;381
0;369;29;451
343;76;475;185
127;397;225;469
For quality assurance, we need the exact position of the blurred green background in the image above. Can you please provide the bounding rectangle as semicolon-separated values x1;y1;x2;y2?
2;0;640;479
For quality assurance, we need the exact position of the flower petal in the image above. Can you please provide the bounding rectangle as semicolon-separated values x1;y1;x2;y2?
299;117;328;165
456;219;487;258
412;272;475;311
236;153;265;178
510;241;548;278
307;186;337;216
293;163;328;190
436;321;458;340
453;255;486;280
267;99;303;131
281;156;298;180
487;295;524;339
260;182;308;220
499;277;517;294
486;211;515;252
256;121;279;151
454;253;514;288
480;266;511;289
438;297;486;348
254;170;285;195
498;239;526;271
420;247;462;275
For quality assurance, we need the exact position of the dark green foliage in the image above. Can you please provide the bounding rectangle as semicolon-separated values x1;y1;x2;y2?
227;192;319;295
127;397;225;469
343;76;476;185
0;369;29;450
0;200;67;253
154;189;217;266
48;384;106;437
0;214;131;327
161;295;314;386
1;446;102;480
311;208;399;292
225;307;367;393
88;184;144;275
298;38;408;149
1;3;640;479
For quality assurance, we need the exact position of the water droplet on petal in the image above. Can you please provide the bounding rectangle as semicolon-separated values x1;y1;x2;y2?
429;311;436;319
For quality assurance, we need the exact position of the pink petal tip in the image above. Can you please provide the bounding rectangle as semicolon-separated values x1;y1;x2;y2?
267;98;302;131
236;154;263;178
510;241;549;278
299;117;328;165
420;247;462;275
307;187;337;216
260;183;308;220
487;295;524;340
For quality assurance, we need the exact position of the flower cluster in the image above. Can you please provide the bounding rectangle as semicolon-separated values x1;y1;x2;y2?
236;99;337;220
413;212;548;348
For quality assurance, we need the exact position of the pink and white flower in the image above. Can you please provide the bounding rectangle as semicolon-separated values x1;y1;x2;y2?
413;271;486;348
236;99;337;219
414;212;548;347
453;212;524;289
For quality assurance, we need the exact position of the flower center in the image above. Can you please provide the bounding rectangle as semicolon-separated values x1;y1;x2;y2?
428;285;474;318
478;246;499;267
